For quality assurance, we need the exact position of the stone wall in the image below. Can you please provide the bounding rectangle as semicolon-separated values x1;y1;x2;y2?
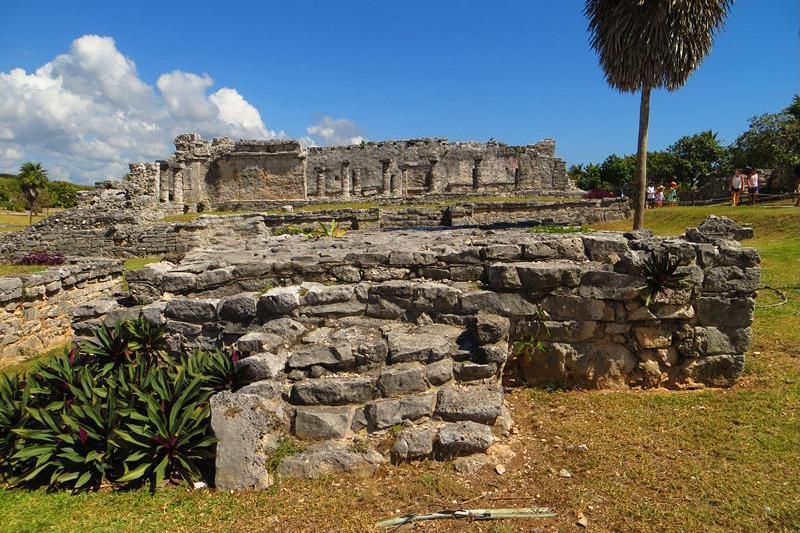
0;259;123;366
72;216;758;488
141;133;576;213
0;198;630;261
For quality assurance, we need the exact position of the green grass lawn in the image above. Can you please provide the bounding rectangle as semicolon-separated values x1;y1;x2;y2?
1;204;798;532
0;212;50;233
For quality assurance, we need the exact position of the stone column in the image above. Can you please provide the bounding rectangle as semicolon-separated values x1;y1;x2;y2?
173;169;184;206
472;159;482;190
159;169;171;203
316;168;326;198
428;159;439;193
352;168;361;196
390;173;400;197
341;162;351;199
381;160;391;195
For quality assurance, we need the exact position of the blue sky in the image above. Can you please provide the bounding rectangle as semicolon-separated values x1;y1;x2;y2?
0;0;797;182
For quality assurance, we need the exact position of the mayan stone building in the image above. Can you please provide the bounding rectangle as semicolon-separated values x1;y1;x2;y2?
135;133;575;212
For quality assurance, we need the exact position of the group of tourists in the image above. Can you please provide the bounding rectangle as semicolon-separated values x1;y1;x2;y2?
645;181;679;208
729;168;760;206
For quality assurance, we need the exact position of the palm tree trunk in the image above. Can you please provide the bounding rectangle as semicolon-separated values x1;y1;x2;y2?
633;85;651;230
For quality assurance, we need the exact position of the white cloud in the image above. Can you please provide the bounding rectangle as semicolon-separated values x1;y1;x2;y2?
306;116;365;146
0;34;274;183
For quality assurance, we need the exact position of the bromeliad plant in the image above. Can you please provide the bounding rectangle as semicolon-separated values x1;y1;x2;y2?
638;251;691;306
316;219;347;239
0;317;236;492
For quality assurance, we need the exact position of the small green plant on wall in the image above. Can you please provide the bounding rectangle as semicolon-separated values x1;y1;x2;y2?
511;308;551;363
315;219;347;239
638;251;690;306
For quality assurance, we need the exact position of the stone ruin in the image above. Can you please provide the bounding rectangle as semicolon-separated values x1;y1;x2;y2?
138;133;576;212
0;128;760;490
61;216;757;488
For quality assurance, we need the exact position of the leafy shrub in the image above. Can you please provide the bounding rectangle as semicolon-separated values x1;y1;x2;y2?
15;252;65;266
528;224;590;234
0;318;236;492
582;189;617;199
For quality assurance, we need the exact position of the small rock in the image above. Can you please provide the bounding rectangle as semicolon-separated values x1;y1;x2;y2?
558;468;572;478
494;464;506;475
577;444;589;453
576;511;589;528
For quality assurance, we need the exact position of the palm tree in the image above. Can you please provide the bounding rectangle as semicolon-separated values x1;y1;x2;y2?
18;162;49;225
585;0;732;229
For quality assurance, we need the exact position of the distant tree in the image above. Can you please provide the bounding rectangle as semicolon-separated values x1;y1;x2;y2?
18;162;49;225
46;180;85;208
585;0;732;229
571;162;606;191
666;130;727;188
729;95;800;169
599;154;636;189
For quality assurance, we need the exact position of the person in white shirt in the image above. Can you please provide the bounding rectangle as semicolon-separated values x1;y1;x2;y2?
730;169;743;207
747;168;760;205
646;184;656;208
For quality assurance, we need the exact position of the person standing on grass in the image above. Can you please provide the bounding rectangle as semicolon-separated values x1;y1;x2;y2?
646;184;656;208
730;169;743;206
655;184;665;208
667;180;679;207
747;168;760;205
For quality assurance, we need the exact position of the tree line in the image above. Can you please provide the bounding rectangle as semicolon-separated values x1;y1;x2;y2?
569;95;800;194
0;166;90;215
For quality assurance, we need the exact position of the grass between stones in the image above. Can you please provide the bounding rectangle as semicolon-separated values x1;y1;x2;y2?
1;204;798;532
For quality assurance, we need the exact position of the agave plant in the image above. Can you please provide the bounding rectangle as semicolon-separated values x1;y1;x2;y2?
115;369;216;488
638;251;691;306
316;219;347;239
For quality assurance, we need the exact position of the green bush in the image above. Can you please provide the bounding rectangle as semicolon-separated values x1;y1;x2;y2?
0;319;236;492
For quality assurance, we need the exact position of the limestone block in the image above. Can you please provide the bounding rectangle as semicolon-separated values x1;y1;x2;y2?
364;393;435;431
695;297;754;328
164;298;218;323
288;341;354;370
377;363;428;397
454;361;498;381
234;351;288;384
217;293;258;323
386;324;461;363
258;286;301;316
391;427;437;462
278;443;385;479
472;312;510;344
290;376;375;406
436;421;494;458
434;384;503;424
293;406;354;440
425;358;454;386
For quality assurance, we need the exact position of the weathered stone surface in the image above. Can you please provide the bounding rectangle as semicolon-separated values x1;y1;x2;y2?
290;376;374;405
164;299;218;323
435;385;503;424
454;361;498;381
478;341;509;366
218;293;258;323
436;421;494;458
541;295;607;321
696;297;755;328
236;331;284;354
685;215;754;243
459;291;540;316
579;271;643;300
262;317;307;342
377;363;428;397
694;327;752;356
293;406;354;440
288;342;354;370
278;442;385;479
234;351;288;383
680;354;744;387
567;342;637;388
425;358;454;386
301;284;355;305
702;266;760;293
634;326;673;349
258;286;301;316
391;427;437;462
473;312;510;344
386;324;461;363
210;389;288;490
364;393;435;431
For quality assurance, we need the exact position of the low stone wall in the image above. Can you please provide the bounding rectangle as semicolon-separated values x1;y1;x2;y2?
0;198;630;261
73;216;757;488
0;259;123;366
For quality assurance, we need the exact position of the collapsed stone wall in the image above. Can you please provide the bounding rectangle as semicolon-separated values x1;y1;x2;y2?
0;259;123;366
143;134;576;212
68;216;757;488
0;197;631;261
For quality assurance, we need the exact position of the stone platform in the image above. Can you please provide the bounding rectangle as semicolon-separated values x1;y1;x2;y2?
70;216;759;489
